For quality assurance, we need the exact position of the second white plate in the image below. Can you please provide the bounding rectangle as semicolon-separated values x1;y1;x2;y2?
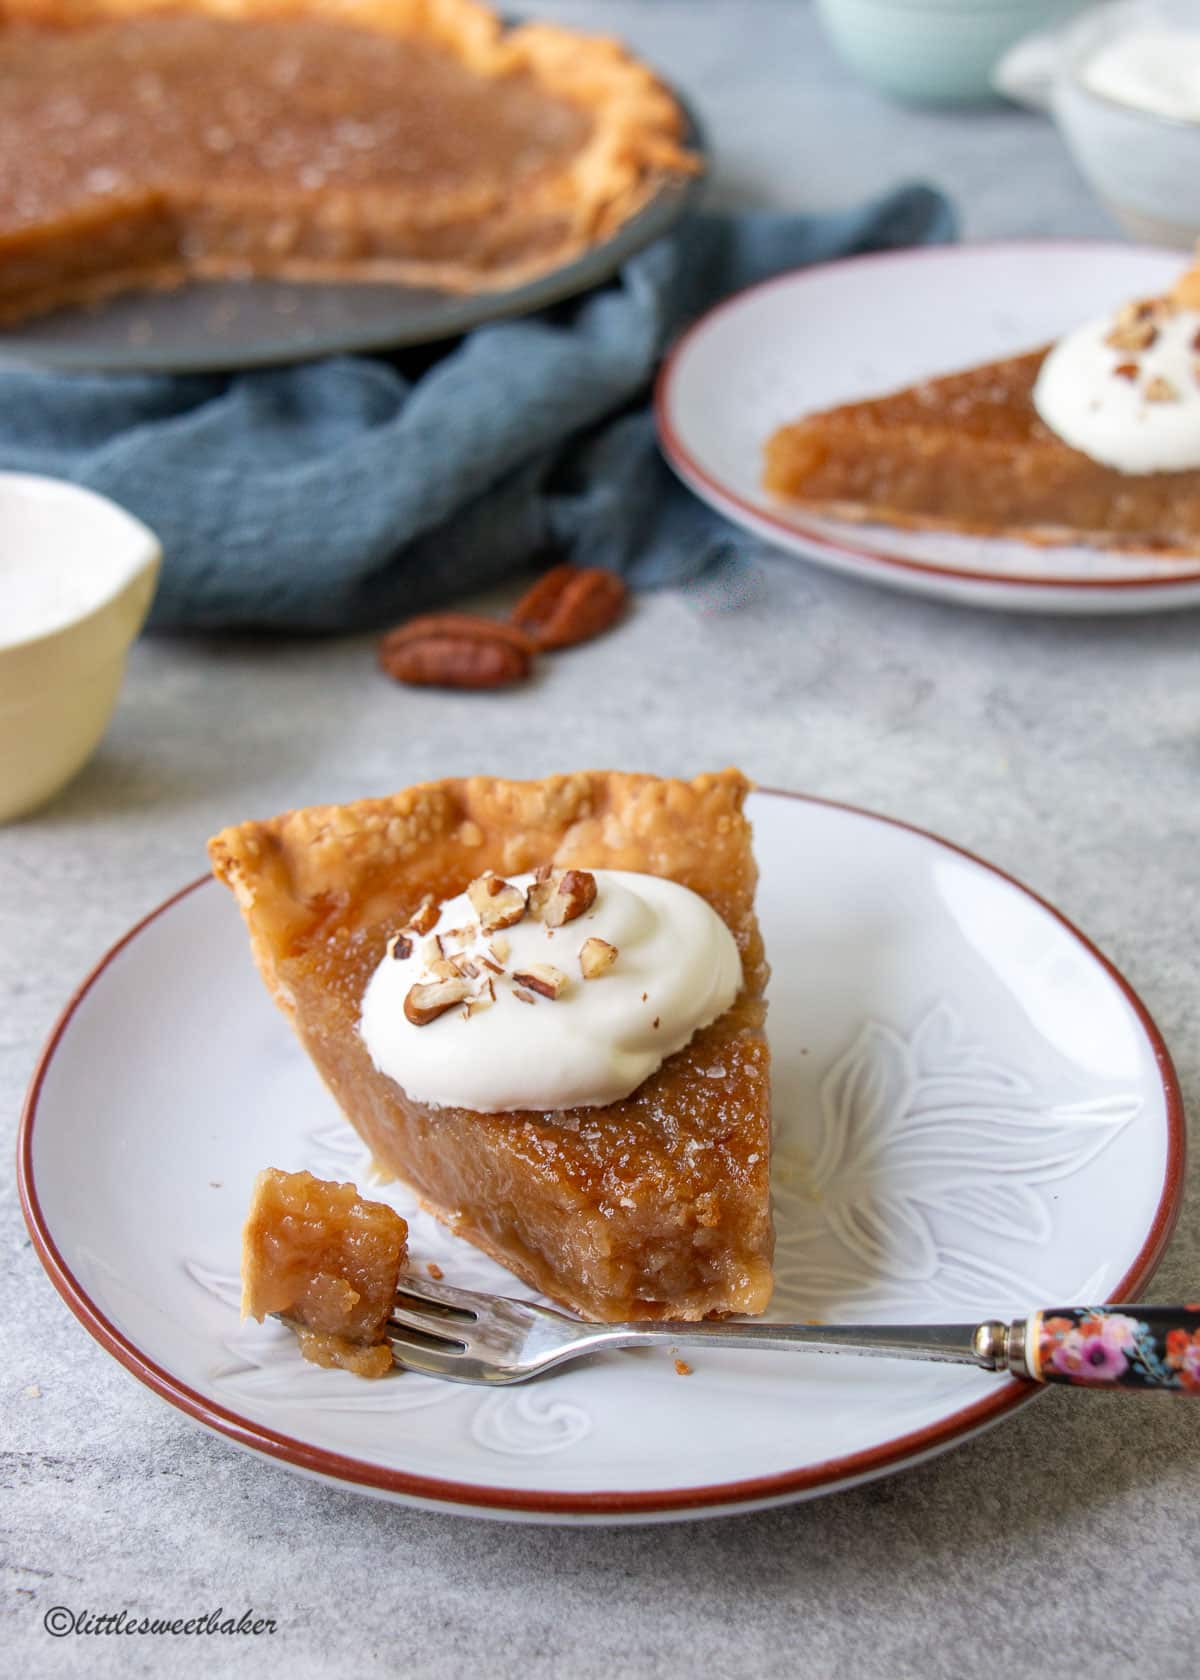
656;241;1200;614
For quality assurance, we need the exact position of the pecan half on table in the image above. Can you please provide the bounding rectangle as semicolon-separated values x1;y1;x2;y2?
509;565;627;650
378;614;535;689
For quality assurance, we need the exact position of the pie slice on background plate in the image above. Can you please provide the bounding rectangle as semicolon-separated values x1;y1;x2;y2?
209;769;773;1324
763;255;1200;556
0;0;697;325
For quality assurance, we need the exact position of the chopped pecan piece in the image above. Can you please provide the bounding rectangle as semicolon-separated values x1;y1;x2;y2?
408;897;440;936
1116;297;1162;327
579;937;618;979
1105;319;1158;352
511;963;568;1000
525;877;554;919
1145;375;1180;403
387;932;413;961
467;872;527;932
404;977;470;1025
546;869;597;926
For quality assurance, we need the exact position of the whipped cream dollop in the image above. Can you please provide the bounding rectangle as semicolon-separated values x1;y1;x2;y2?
1082;28;1200;124
1033;298;1200;473
358;869;742;1113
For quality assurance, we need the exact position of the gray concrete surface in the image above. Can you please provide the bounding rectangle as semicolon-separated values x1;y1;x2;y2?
4;4;1197;1676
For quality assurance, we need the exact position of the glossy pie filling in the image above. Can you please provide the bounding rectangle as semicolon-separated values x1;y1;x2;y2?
297;945;771;1322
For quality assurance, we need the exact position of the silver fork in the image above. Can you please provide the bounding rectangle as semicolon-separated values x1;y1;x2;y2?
385;1278;1200;1391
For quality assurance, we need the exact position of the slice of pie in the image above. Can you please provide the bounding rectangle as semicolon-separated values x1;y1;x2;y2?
0;0;697;325
763;258;1200;555
209;770;773;1323
242;1168;408;1378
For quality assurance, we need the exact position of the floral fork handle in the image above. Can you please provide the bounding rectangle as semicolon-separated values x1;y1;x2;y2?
1002;1306;1200;1389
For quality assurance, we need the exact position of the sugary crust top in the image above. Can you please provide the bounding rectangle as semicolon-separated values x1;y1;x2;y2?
0;0;698;247
208;769;765;1015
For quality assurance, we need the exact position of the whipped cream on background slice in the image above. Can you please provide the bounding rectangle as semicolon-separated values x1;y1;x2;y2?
1082;27;1200;124
1033;304;1200;473
358;869;742;1113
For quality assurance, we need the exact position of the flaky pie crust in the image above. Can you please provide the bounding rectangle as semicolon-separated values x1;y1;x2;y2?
210;767;766;1014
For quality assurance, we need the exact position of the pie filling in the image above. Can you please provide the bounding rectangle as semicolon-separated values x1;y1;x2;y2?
763;258;1200;555
0;0;697;321
211;771;774;1325
242;1167;408;1378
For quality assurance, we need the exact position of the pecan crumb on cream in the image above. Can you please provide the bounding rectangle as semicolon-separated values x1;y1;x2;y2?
1105;318;1158;352
404;976;470;1025
511;963;568;1000
527;868;597;927
580;937;618;979
408;897;440;936
467;872;526;932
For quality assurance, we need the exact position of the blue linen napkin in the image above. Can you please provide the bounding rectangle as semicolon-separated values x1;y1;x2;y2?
0;185;955;632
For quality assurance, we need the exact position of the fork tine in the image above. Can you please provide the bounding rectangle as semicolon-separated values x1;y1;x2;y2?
395;1274;488;1314
385;1336;496;1382
388;1303;470;1347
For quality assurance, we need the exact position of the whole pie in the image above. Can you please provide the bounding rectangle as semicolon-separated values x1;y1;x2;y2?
209;770;773;1323
0;0;697;325
763;257;1200;555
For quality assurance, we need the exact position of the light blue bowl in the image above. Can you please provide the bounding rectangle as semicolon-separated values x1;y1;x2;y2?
816;0;1092;106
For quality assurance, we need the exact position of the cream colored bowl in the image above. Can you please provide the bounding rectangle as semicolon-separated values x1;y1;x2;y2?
0;474;161;823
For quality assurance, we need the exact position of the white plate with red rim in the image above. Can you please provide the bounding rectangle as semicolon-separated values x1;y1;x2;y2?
19;788;1183;1524
655;241;1200;614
